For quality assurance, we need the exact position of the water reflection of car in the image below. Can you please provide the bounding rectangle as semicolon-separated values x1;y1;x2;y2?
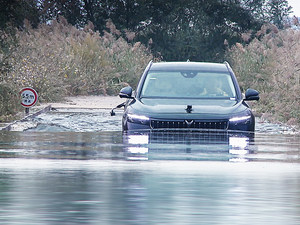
117;61;259;132
124;131;255;162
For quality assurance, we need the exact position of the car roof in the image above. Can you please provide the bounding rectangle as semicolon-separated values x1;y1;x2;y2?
149;62;230;73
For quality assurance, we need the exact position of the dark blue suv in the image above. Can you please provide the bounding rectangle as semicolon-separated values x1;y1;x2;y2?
117;61;259;132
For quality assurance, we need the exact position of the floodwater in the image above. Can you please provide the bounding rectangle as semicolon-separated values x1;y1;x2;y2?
0;109;300;224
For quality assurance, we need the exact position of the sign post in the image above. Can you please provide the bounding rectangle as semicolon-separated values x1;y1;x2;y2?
20;87;38;115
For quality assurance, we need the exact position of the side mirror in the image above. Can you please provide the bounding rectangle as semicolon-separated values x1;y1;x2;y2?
119;86;134;99
245;88;259;101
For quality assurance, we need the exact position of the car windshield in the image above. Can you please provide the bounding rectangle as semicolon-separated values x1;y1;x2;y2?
141;71;237;99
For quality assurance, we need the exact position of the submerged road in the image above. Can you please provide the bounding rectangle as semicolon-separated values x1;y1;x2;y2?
0;95;299;224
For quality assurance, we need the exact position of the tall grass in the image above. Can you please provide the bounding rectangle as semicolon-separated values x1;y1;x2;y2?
0;18;152;120
2;18;299;126
0;25;22;121
227;24;300;125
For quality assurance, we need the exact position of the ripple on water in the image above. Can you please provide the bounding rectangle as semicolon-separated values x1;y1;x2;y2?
7;108;299;135
9;108;123;132
1;108;299;162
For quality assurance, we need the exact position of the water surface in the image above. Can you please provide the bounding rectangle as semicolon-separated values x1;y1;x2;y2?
0;108;299;224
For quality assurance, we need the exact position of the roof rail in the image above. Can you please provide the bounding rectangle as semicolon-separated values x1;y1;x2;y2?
144;60;153;73
223;61;232;69
224;61;236;76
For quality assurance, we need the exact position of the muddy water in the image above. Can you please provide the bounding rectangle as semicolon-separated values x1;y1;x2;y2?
0;108;299;224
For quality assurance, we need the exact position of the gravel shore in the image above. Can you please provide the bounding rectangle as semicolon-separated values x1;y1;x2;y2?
38;95;124;109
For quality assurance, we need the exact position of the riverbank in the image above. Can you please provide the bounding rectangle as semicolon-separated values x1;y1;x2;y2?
38;95;125;110
1;95;299;134
0;95;124;130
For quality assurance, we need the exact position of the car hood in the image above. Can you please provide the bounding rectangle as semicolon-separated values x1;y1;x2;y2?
129;98;248;119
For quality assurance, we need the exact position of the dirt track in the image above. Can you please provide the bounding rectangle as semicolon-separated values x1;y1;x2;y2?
38;95;124;109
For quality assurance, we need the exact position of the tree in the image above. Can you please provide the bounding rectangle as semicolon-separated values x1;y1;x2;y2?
134;0;262;61
39;0;88;28
0;0;40;29
241;0;292;28
2;0;292;62
267;0;292;29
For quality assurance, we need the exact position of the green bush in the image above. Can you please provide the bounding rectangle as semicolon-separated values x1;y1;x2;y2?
226;24;300;125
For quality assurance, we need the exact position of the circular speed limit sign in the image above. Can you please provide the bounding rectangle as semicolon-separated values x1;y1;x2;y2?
20;87;38;108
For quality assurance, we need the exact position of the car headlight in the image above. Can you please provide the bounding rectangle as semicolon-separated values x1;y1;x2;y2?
229;115;251;123
127;113;150;124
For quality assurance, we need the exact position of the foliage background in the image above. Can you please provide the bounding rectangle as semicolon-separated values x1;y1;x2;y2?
0;0;293;62
226;24;300;124
0;18;152;120
0;0;299;126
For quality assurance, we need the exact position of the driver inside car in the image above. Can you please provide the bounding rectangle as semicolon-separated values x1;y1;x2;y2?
200;78;229;97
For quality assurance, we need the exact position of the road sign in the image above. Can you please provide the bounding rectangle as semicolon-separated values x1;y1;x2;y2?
20;87;38;108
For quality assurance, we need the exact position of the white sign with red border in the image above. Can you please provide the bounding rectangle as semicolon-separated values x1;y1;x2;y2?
20;87;38;108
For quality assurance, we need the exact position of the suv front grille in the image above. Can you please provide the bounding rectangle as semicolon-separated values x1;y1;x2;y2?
150;119;228;130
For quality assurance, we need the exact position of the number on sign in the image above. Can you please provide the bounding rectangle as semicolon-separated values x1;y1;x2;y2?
20;87;38;108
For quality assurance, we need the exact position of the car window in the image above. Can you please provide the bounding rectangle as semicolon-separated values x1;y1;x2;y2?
141;71;236;99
